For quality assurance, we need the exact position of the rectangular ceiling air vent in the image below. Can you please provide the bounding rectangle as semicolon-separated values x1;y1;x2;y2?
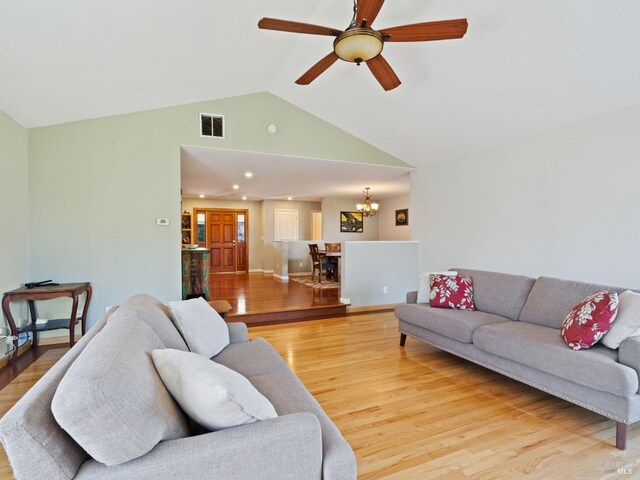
200;113;224;139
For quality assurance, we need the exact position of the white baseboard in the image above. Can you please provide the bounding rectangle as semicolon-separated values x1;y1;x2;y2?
347;304;395;313
289;271;312;277
340;297;351;304
273;273;289;281
262;270;274;275
248;269;262;273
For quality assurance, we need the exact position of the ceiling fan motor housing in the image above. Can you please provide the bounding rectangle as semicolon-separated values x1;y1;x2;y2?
333;28;384;64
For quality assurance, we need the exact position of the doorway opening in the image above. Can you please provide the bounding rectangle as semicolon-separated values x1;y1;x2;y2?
311;211;322;241
194;208;248;274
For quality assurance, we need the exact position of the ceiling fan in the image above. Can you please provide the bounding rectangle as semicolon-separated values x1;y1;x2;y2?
258;0;468;91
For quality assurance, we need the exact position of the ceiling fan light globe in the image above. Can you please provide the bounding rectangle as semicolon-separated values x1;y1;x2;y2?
333;28;383;63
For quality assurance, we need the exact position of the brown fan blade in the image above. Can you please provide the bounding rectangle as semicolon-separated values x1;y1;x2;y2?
258;18;342;36
296;52;340;85
366;55;401;91
356;0;385;28
380;19;468;42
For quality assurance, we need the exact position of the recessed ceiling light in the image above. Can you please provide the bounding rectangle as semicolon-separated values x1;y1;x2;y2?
242;196;247;200
233;184;239;190
267;124;278;134
199;194;205;198
245;172;253;178
287;197;293;201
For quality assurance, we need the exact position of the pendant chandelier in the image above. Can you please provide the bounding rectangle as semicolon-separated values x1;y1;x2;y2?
356;187;379;217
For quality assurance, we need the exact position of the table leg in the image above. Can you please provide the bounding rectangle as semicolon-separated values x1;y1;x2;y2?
28;300;39;348
81;285;92;336
69;293;79;348
2;295;19;365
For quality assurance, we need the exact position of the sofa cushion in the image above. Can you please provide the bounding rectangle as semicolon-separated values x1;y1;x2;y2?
519;276;632;329
249;371;356;480
51;313;190;466
151;349;277;431
619;336;640;393
168;297;230;357
0;310;116;480
429;274;475;311
394;303;511;343
213;337;290;376
473;321;638;396
453;268;535;321
561;291;619;351
111;294;188;351
602;291;640;349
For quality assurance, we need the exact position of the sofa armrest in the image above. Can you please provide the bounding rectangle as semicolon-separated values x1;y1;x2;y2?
227;322;248;344
74;412;322;480
406;291;418;304
619;337;640;389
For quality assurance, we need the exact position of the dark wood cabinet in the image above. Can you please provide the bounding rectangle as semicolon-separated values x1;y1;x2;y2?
181;249;210;300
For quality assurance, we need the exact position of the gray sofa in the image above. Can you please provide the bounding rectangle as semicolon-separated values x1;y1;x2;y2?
395;268;640;449
0;294;356;479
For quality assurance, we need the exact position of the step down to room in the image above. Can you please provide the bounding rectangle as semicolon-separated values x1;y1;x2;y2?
227;303;348;326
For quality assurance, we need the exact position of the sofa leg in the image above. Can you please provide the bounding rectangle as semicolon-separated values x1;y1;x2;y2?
400;333;407;347
616;422;628;450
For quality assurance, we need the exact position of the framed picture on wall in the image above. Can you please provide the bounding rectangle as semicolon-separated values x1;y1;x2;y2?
340;211;363;233
395;208;409;226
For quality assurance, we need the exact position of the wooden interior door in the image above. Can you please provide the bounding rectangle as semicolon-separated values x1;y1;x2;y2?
207;211;236;273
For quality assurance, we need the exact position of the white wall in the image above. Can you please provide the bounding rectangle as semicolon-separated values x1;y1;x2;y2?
321;197;379;242
273;241;315;279
342;241;419;306
181;198;262;271
284;241;315;275
377;194;411;241
0;110;29;334
411;103;640;287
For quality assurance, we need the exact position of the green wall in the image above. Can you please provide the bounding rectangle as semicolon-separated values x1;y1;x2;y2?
0;110;29;336
27;92;408;326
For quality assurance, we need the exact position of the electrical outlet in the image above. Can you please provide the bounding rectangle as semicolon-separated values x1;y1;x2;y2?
383;286;388;294
299;262;303;267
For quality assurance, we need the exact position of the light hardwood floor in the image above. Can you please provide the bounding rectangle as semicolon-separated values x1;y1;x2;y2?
1;312;639;479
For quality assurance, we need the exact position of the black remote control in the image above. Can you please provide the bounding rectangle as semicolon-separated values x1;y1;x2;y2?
25;280;60;289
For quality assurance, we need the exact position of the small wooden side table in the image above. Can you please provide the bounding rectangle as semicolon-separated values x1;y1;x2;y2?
2;283;92;364
209;300;233;319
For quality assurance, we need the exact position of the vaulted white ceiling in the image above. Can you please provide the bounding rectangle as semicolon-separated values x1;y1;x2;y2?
1;0;639;167
181;146;412;201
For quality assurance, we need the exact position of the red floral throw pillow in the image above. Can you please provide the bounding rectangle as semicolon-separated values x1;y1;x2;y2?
561;290;619;351
429;275;476;311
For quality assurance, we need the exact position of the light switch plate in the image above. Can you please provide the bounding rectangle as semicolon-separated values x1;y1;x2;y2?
156;218;170;226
